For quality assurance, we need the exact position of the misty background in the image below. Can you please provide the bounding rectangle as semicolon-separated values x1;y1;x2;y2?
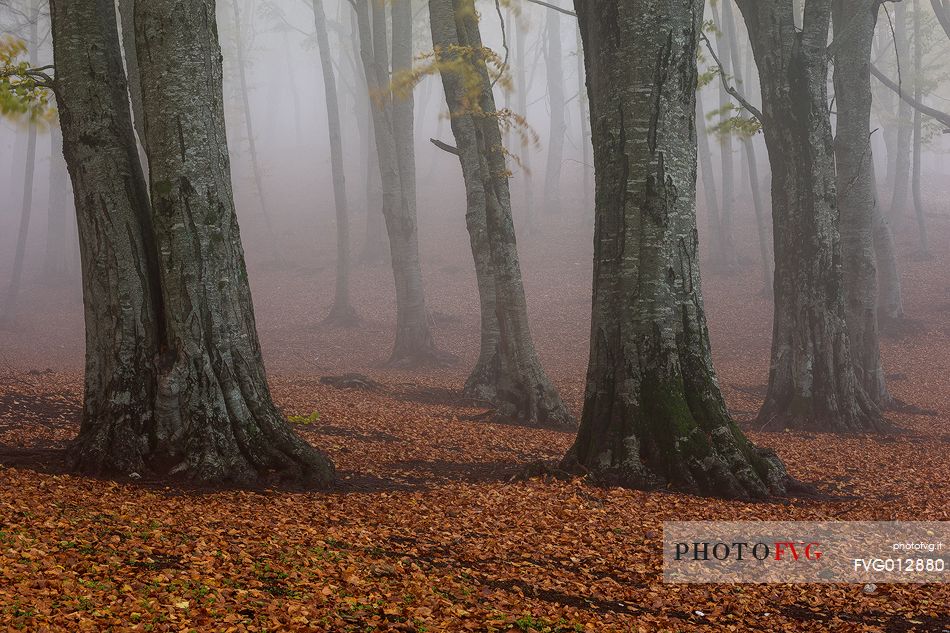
1;0;949;373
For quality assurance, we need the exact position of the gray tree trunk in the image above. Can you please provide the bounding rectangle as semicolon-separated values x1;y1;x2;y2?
50;0;164;475
514;13;535;232
564;0;789;498
735;0;884;432
228;0;281;261
134;0;334;484
349;9;388;266
711;1;738;270
43;123;70;281
542;6;564;216
0;12;39;326
911;0;929;256
889;2;912;223
311;0;358;325
429;0;574;429
576;22;591;216
832;0;890;407
722;0;771;294
355;0;444;366
116;0;146;154
695;90;724;263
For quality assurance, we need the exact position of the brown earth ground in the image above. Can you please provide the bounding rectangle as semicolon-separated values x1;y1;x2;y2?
0;200;948;631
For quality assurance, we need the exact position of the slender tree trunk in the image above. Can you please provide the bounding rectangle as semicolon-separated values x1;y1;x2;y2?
229;0;281;261
696;89;724;263
349;9;388;265
43;123;70;281
1;119;36;325
874;210;905;323
889;2;912;223
711;1;738;269
515;13;535;233
911;0;929;256
735;0;884;432
542;6;564;215
722;0;771;294
564;0;788;498
832;0;890;407
355;0;444;366
311;0;358;325
134;0;335;484
429;0;574;428
50;0;163;475
1;12;39;326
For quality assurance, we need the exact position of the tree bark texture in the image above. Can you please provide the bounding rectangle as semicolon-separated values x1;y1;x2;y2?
311;0;358;325
735;0;884;432
355;0;443;366
429;0;574;429
565;0;789;498
135;0;335;484
832;0;890;407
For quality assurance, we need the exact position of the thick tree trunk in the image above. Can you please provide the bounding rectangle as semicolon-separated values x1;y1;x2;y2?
429;0;574;429
735;0;883;432
311;0;358;325
832;0;890;407
50;0;163;475
355;0;444;366
543;6;564;215
116;0;146;153
564;0;788;498
134;0;334;485
43;123;70;281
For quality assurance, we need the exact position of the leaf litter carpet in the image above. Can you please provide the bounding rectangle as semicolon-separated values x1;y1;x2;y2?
0;215;948;632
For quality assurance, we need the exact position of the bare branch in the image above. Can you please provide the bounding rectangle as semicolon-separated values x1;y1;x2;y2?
430;137;460;155
699;31;764;123
870;63;950;129
524;0;576;18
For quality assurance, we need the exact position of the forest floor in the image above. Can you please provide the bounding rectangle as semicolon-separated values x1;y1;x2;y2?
0;207;949;632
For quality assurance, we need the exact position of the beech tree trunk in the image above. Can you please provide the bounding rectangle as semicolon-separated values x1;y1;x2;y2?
889;2;912;223
355;0;444;366
429;0;574;429
722;0;772;294
543;6;564;215
696;90;725;263
711;1;738;270
228;0;281;261
116;0;146;154
564;0;789;498
311;0;358;325
0;10;39;325
136;0;335;484
735;0;884;432
832;0;890;407
51;0;164;475
910;0;929;256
